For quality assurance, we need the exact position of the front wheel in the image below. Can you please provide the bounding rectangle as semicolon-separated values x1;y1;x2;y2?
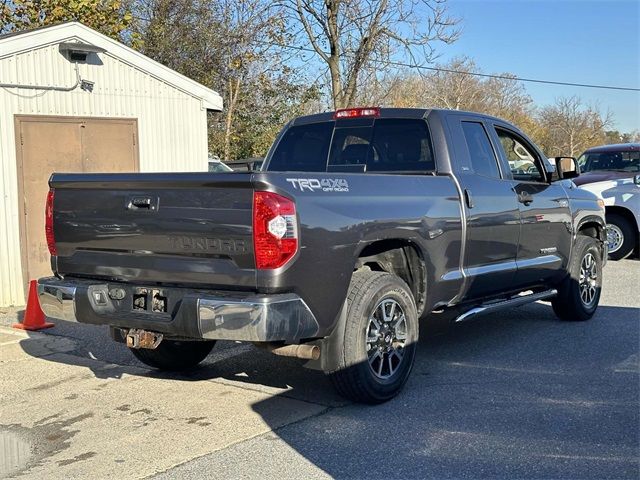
552;236;603;321
130;339;215;371
327;271;418;404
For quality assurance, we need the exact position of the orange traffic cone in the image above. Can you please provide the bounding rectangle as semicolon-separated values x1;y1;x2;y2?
12;280;55;331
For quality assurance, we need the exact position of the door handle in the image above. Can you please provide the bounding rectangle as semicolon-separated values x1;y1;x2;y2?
127;197;155;210
464;189;474;208
517;191;534;206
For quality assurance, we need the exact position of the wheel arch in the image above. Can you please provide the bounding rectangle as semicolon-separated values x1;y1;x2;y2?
354;239;427;317
605;206;639;258
577;217;606;242
577;215;607;262
606;205;639;232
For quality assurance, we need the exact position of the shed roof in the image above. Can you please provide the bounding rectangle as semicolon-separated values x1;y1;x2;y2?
0;22;223;110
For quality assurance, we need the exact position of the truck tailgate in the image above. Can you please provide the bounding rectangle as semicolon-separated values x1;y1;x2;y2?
50;173;256;289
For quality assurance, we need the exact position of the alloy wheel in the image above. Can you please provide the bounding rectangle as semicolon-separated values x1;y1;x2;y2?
365;298;408;379
579;252;598;308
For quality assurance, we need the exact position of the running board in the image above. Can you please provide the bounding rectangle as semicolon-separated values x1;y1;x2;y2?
454;289;558;323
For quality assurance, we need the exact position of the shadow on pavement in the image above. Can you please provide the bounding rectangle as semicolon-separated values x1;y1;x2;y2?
16;302;640;479
247;303;639;479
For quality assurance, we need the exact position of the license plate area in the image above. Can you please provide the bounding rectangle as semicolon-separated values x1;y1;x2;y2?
133;287;168;313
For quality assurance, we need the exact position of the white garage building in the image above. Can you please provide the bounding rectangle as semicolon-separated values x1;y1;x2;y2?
0;22;223;306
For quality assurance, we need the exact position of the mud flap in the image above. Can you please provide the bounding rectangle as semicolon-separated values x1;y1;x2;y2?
303;301;348;372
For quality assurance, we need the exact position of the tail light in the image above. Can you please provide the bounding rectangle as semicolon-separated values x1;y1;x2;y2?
334;106;380;119
253;191;298;269
45;189;57;256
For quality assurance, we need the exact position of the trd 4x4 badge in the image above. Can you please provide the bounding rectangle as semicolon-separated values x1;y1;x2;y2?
286;178;349;192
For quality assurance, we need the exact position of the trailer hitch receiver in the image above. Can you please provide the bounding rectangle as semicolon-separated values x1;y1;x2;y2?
126;329;163;349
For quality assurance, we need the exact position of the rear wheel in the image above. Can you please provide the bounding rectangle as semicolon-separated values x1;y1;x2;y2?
130;339;215;371
552;236;602;321
606;213;636;260
327;271;418;404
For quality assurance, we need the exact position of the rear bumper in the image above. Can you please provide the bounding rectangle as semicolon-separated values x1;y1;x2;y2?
37;277;319;342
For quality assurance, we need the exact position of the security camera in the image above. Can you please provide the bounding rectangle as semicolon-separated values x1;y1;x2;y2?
80;80;95;92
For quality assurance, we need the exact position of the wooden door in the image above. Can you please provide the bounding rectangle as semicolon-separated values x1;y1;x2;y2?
15;116;139;291
81;119;137;172
17;119;83;285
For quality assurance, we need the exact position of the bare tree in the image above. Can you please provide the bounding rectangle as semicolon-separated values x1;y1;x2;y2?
374;57;533;126
537;96;614;157
482;74;533;127
134;0;316;161
421;57;484;110
286;0;460;109
211;1;282;160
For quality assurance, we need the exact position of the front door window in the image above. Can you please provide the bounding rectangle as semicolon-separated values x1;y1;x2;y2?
496;128;546;183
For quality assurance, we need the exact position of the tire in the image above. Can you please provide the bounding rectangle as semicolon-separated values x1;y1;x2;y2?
552;236;602;321
130;339;215;371
327;271;418;404
606;213;636;260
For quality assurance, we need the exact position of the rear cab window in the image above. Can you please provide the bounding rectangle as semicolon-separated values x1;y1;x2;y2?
267;122;333;172
266;118;435;174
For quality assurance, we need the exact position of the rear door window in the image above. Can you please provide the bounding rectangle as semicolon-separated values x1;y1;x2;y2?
460;122;501;178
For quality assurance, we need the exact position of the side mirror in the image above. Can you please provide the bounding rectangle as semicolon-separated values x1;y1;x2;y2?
552;156;580;180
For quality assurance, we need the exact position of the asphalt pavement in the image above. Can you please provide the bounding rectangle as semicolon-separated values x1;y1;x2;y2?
1;259;638;479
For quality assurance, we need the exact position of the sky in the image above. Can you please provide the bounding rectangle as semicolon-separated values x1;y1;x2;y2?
433;0;639;132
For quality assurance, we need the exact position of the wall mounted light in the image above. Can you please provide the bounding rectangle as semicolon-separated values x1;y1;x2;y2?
58;42;107;63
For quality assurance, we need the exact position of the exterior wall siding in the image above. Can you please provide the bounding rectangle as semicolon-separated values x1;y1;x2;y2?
0;39;210;306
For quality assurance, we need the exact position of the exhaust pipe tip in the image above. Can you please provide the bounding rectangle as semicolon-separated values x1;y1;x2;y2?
264;344;320;360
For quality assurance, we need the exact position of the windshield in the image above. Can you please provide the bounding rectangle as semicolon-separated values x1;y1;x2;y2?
578;151;640;173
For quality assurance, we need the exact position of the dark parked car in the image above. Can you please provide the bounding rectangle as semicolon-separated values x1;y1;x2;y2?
38;108;606;403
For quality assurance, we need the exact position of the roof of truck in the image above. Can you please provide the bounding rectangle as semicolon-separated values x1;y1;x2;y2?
289;107;511;126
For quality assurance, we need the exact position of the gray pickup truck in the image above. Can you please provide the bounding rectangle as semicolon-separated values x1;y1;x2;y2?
39;107;607;403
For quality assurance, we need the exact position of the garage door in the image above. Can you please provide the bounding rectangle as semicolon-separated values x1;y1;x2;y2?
16;116;139;287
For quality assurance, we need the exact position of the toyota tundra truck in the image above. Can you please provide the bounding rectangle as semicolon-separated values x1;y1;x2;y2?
38;107;607;403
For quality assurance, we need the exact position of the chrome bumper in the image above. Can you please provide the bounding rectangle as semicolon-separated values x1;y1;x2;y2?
197;295;318;341
38;283;77;322
37;277;319;342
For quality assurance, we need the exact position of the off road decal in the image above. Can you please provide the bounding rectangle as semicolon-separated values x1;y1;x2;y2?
286;178;349;192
